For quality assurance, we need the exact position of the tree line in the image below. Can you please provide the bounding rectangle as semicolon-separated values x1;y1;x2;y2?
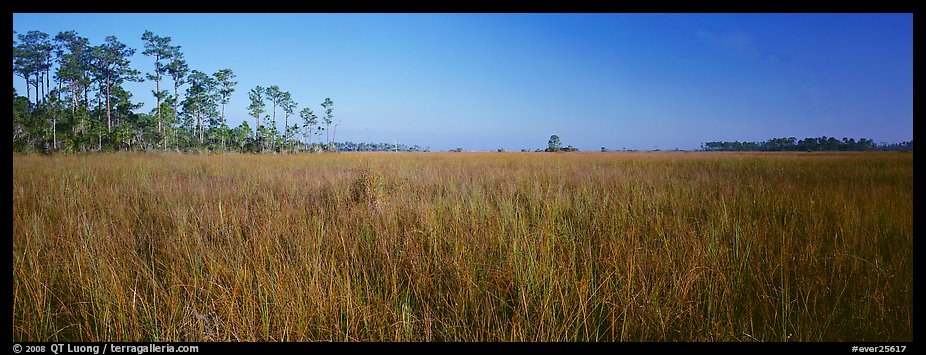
12;29;342;154
701;137;913;152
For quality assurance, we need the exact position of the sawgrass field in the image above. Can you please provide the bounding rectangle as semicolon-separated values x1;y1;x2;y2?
12;151;912;341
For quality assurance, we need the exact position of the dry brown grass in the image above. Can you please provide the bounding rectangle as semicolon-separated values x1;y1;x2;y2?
12;151;912;341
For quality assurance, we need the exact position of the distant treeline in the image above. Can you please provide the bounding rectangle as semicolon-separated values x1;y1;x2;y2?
335;141;429;152
701;137;913;152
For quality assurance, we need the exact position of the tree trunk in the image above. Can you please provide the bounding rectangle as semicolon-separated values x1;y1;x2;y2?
304;127;312;149
221;103;226;150
46;67;50;106
24;76;31;108
270;106;276;152
34;72;40;109
96;87;102;121
171;85;179;151
71;81;77;114
39;72;45;107
52;118;57;150
73;82;82;132
106;76;112;132
198;107;204;145
156;78;161;134
35;71;45;108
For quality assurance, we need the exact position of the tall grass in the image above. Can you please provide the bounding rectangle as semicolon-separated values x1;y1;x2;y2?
12;152;912;341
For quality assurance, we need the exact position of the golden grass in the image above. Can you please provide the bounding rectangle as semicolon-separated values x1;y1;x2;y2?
12;151;912;341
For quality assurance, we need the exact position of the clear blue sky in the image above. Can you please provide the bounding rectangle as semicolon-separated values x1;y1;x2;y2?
12;13;913;151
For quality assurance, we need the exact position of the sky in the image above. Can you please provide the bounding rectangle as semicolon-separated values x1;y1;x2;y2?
12;13;913;151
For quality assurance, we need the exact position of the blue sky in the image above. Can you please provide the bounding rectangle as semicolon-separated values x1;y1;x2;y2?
12;13;913;151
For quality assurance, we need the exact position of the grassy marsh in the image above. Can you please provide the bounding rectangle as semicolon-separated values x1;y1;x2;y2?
12;152;913;341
